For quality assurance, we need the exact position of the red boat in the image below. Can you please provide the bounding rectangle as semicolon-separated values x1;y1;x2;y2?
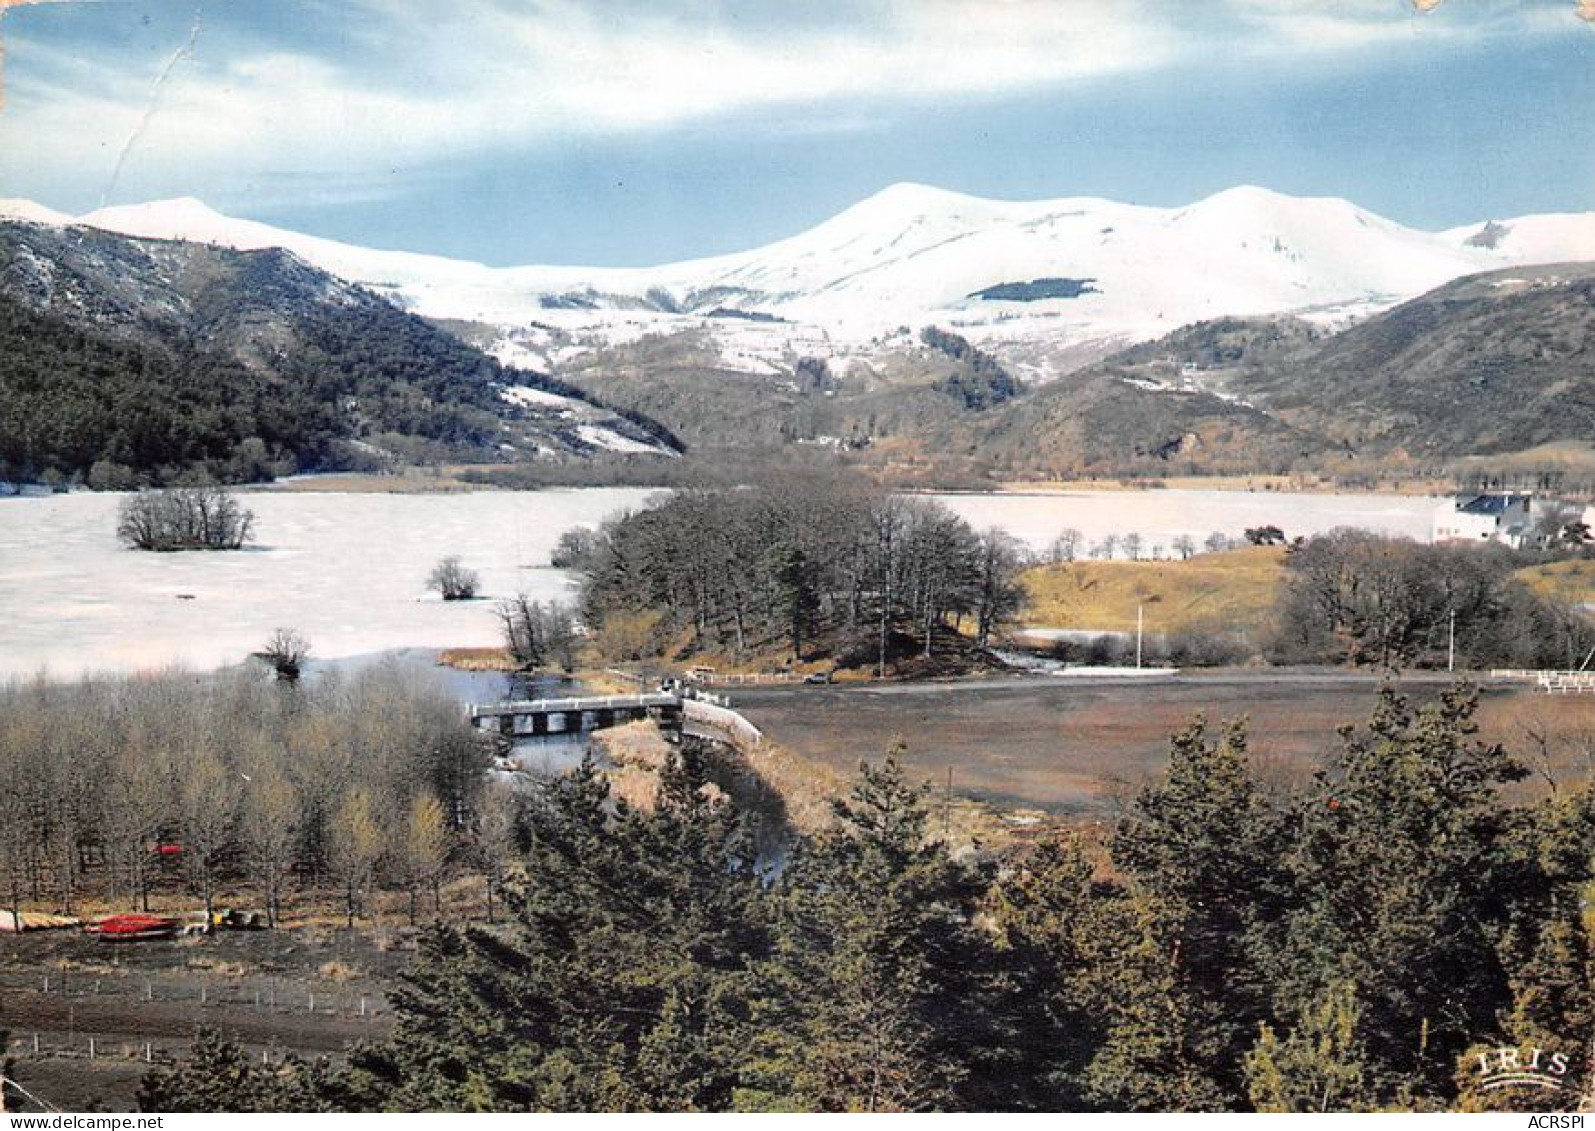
85;913;181;941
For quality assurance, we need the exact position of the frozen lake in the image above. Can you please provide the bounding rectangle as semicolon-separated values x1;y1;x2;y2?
0;486;1441;679
928;488;1441;555
0;488;658;680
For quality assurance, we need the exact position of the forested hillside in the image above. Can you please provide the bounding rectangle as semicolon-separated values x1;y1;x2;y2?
548;264;1595;484
0;221;673;484
1226;263;1595;457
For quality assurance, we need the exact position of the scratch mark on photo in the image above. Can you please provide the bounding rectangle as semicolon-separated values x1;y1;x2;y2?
100;1;203;206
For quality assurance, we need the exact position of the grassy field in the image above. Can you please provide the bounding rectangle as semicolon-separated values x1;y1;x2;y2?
1017;546;1287;635
998;474;1369;494
1515;557;1595;609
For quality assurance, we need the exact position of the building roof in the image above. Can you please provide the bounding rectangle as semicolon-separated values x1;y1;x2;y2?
1456;494;1528;516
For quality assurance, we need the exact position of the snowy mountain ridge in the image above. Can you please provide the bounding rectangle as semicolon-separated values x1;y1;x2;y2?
5;185;1593;381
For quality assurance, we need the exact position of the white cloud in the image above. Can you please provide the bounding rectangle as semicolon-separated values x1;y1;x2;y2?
1;1;1176;175
0;0;1576;208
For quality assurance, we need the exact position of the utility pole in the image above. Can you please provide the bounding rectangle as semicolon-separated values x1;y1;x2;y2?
1448;608;1456;673
1136;603;1144;670
943;767;953;844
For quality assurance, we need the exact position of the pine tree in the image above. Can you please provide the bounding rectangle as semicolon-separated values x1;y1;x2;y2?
1244;982;1377;1112
330;751;770;1111
1457;785;1595;1110
1113;715;1285;1100
984;832;1106;1109
1074;888;1232;1111
746;744;1007;1111
138;1028;326;1113
1268;686;1529;1102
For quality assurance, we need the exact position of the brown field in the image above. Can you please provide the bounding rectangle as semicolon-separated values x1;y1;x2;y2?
732;673;1595;815
258;467;487;493
437;646;520;670
1018;546;1287;635
998;474;1345;494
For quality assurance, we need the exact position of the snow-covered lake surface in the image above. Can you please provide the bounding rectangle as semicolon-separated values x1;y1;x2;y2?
928;488;1441;555
0;488;659;680
0;486;1442;680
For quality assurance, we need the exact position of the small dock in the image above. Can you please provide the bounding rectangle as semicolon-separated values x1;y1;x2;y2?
470;693;683;737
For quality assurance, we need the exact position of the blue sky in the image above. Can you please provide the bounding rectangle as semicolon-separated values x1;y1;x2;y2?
0;0;1590;266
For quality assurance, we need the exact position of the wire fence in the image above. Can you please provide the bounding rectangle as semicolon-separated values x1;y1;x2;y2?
0;968;390;1019
8;1031;217;1067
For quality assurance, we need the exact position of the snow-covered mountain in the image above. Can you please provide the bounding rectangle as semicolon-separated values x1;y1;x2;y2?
7;185;1593;381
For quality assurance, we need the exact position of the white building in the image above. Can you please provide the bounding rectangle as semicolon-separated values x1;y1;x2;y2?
1433;493;1536;549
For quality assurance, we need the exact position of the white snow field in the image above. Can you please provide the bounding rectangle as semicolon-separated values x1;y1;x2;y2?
0;487;1442;680
5;184;1587;381
0;488;658;680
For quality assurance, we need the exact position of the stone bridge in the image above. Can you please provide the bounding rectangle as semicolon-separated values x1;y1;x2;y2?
470;693;683;738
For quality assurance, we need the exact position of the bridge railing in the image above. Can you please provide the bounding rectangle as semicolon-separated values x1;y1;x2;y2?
1536;672;1595;694
683;699;763;751
469;694;679;719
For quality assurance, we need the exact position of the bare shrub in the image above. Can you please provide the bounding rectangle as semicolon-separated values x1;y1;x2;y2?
428;556;480;601
117;486;255;551
257;628;311;682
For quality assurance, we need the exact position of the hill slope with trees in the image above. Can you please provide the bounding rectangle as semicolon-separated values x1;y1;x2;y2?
0;221;675;485
546;264;1595;483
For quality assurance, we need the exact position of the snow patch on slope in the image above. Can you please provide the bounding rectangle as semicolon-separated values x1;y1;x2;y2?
499;385;580;411
576;424;673;455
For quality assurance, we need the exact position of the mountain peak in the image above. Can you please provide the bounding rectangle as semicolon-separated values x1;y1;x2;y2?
1185;184;1363;216
833;181;1002;224
81;197;239;238
868;181;981;207
0;198;73;226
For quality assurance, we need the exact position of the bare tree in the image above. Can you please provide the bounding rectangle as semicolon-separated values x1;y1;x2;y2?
1122;532;1144;561
498;595;577;670
102;749;172;912
475;783;519;924
973;529;1026;648
1172;534;1197;560
0;663;491;929
329;788;383;928
242;769;300;928
1204;531;1230;554
258;628;311;682
400;791;450;924
1048;528;1084;564
178;753;243;925
0;750;30;932
550;527;598;570
428;556;481;601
